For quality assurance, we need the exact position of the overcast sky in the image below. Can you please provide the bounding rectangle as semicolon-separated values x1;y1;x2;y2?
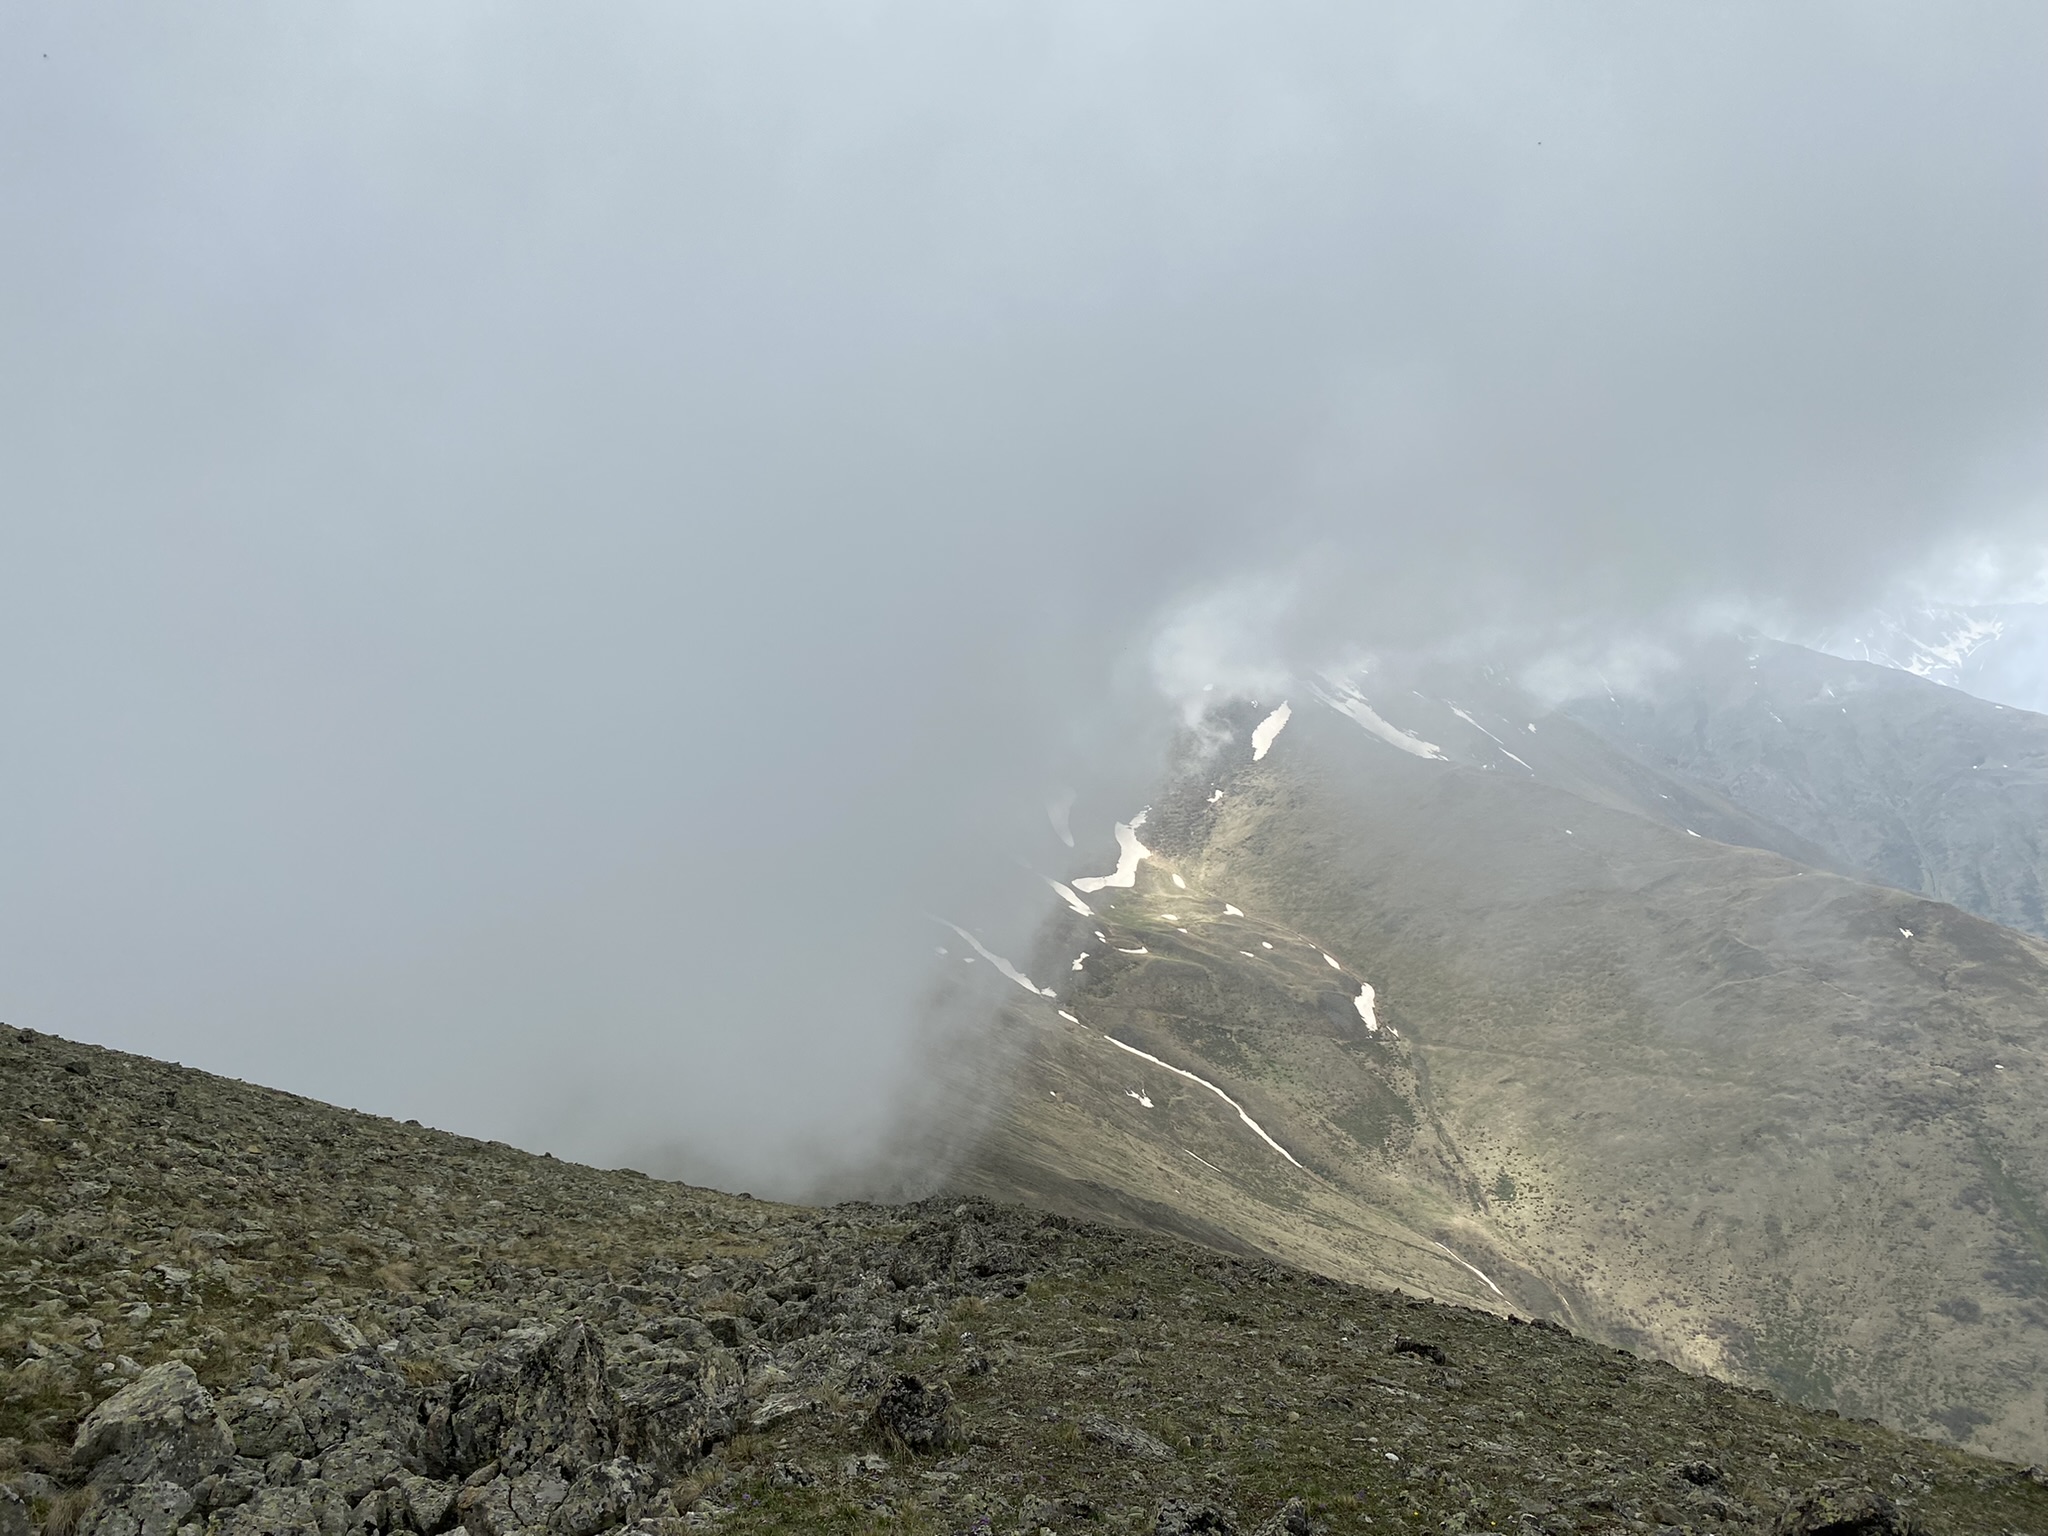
3;3;2042;1190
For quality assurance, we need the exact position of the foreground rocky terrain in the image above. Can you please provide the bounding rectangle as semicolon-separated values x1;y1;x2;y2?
5;1025;2047;1535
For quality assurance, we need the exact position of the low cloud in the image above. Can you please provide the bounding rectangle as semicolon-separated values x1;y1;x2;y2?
1;3;2040;1190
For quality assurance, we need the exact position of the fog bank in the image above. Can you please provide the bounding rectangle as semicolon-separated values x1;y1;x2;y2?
2;4;2041;1190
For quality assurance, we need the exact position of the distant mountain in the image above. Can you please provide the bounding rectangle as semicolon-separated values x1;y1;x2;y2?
951;668;2048;1463
1564;637;2048;938
1810;601;2048;716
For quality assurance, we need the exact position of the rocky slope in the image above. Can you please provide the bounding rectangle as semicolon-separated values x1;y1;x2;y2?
6;1025;2048;1536
956;693;2048;1465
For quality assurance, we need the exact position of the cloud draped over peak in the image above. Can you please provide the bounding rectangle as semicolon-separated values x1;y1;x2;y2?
2;3;2041;1187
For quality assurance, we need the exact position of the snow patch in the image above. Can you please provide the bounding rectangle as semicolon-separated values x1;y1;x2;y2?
1223;903;1244;916
1251;702;1293;760
940;922;1052;997
1322;952;1341;970
1117;945;1149;955
1047;879;1094;917
1353;983;1378;1032
1072;821;1153;893
1099;1035;1305;1169
1072;953;1088;971
1432;1241;1505;1298
1057;1010;1080;1024
1126;1089;1154;1109
1448;705;1534;771
1314;680;1445;759
1171;872;1187;889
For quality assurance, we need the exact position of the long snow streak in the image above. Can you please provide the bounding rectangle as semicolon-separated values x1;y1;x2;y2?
1250;701;1292;760
1433;1240;1505;1298
1100;1034;1305;1169
1448;704;1534;772
1072;821;1152;893
941;922;1055;997
1046;878;1094;916
1314;679;1446;759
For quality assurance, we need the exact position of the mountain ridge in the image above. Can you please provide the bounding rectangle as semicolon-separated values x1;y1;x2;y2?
955;679;2048;1462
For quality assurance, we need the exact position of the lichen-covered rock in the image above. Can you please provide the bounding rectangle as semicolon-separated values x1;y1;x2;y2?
1774;1482;1922;1535
71;1364;234;1494
614;1377;719;1481
287;1319;366;1362
1080;1415;1171;1461
455;1471;568;1536
870;1376;955;1455
190;1460;264;1516
391;1473;459;1536
1155;1502;1238;1536
208;1484;318;1536
744;1392;811;1435
547;1457;659;1536
0;1488;30;1536
293;1357;420;1459
84;1481;192;1536
434;1324;616;1481
316;1435;405;1506
220;1391;312;1462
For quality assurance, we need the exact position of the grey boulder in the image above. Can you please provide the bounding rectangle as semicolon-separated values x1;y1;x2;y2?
84;1482;193;1536
1081;1415;1172;1461
434;1323;617;1480
71;1363;235;1493
294;1355;422;1458
870;1375;956;1455
548;1457;661;1536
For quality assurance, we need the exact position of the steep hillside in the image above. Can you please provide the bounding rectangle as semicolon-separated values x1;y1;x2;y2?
1564;637;2048;938
959;697;2048;1464
12;1030;2048;1535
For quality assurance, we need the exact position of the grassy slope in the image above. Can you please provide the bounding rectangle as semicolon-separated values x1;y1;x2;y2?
6;1025;2048;1535
961;701;2048;1464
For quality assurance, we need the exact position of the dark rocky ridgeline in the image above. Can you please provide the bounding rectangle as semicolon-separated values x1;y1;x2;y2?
4;1026;2047;1535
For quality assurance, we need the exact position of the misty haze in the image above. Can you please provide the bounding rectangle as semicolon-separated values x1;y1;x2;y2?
4;5;2047;1531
